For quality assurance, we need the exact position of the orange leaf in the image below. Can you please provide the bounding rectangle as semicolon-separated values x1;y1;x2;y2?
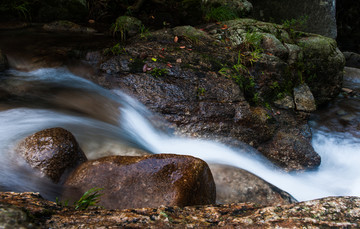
174;36;178;43
179;46;186;49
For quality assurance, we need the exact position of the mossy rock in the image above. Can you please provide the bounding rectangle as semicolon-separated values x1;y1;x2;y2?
173;25;211;44
110;16;143;41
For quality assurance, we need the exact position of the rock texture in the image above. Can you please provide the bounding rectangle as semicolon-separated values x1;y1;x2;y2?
251;0;337;38
1;192;359;228
15;127;87;183
64;154;216;209
209;164;297;205
293;83;316;112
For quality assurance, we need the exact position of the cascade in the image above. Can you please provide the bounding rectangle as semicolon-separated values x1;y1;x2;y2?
0;67;359;201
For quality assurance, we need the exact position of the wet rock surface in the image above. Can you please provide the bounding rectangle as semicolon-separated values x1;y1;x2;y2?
81;19;345;171
64;154;216;209
1;192;359;228
209;164;297;205
15;127;87;183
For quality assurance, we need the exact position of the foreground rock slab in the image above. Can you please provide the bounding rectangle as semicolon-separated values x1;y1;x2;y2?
0;192;359;228
64;154;216;209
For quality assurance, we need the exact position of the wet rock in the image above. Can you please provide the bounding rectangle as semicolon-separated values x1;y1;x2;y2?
209;164;297;205
43;21;96;33
294;83;316;112
274;95;295;109
343;52;360;69
64;154;216;209
258;129;321;171
1;192;359;228
15;127;87;183
0;49;8;72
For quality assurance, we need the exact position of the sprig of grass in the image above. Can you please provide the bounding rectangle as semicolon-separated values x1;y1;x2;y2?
74;187;103;210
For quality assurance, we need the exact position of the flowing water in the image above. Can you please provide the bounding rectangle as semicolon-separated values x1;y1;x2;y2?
0;67;359;201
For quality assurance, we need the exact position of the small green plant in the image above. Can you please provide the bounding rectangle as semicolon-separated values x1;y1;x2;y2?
150;68;168;78
203;6;238;22
139;24;150;39
55;197;69;207
103;43;125;55
74;188;103;210
0;0;31;20
197;87;206;97
282;16;308;39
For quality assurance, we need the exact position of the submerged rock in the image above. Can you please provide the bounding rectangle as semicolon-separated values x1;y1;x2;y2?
15;127;87;183
1;192;359;228
43;20;96;33
64;154;216;209
209;164;297;205
343;51;360;69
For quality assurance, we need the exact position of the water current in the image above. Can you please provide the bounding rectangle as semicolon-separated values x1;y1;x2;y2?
0;67;359;201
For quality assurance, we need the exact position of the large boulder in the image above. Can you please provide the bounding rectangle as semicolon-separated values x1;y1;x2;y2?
15;127;87;183
209;164;297;205
64;154;216;209
250;0;337;39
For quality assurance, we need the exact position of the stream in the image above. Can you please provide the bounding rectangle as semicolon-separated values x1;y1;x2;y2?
0;66;359;202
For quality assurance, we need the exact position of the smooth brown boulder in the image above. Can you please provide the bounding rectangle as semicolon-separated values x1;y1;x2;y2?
64;154;216;209
209;164;297;206
15;127;87;183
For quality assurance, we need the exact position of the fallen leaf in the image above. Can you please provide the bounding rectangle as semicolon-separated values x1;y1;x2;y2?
88;19;95;24
167;63;173;68
176;58;182;63
221;24;228;29
174;36;178;43
159;54;165;58
179;46;186;49
151;57;157;62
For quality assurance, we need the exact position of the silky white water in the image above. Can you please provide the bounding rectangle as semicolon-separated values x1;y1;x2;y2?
0;67;359;201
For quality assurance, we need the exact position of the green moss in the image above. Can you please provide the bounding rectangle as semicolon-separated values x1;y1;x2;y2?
150;68;168;78
203;5;238;22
